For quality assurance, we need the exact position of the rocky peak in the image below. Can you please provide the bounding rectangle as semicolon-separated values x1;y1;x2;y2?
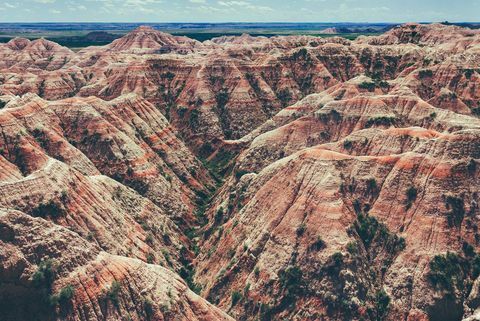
107;25;200;53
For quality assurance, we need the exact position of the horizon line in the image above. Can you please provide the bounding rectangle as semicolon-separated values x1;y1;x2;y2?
1;21;479;24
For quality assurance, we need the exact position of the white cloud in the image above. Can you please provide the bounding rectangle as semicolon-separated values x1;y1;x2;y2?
34;0;56;3
190;0;206;3
217;0;273;11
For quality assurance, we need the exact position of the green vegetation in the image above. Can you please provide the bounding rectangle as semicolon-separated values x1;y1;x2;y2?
278;265;304;307
419;69;433;78
214;207;225;224
358;81;376;92
467;159;476;174
405;186;418;209
31;199;66;219
291;48;309;61
179;258;202;295
231;290;242;306
146;253;155;264
464;69;474;79
343;139;353;150
50;284;75;307
277;88;292;107
296;223;306;236
445;195;465;227
107;280;121;306
308;236;326;251
346;241;359;254
188;109;200;127
202;149;237;181
354;213;405;253
143;298;154;319
374;290;391;321
365;178;378;196
365;116;396;128
32;259;74;308
428;252;467;291
32;259;56;289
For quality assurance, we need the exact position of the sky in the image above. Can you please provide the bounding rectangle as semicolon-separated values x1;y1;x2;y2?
0;0;479;23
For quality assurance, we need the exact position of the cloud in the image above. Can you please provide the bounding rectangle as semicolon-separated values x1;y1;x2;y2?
49;9;61;13
34;0;56;3
217;0;273;11
190;0;206;3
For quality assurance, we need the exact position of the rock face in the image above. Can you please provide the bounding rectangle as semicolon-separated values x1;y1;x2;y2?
1;22;480;321
0;209;233;321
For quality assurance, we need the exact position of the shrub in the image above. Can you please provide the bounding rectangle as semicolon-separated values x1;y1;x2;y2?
279;265;304;305
161;71;175;81
244;283;251;296
405;186;418;209
463;241;475;258
464;69;474;79
366;178;378;195
145;233;154;245
330;109;342;122
343;140;353;150
419;69;433;78
146;253;155;264
107;280;121;306
231;290;242;306
445;196;465;227
144;298;154;319
309;236;326;251
358;81;376;91
292;48;308;61
355;213;382;248
32;259;55;289
365;116;396;128
331;252;344;267
374;290;391;319
277;88;292;106
215;90;229;109
428;252;467;291
467;159;476;174
296;223;306;236
406;186;418;203
214;207;224;224
31;200;65;219
50;284;75;306
346;241;358;254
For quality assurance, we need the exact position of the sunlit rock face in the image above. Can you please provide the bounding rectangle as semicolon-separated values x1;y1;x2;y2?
1;22;480;321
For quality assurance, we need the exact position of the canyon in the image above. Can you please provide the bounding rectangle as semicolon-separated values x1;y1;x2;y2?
0;22;479;321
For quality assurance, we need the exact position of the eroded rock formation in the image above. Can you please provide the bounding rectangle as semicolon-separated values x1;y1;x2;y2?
1;23;480;321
